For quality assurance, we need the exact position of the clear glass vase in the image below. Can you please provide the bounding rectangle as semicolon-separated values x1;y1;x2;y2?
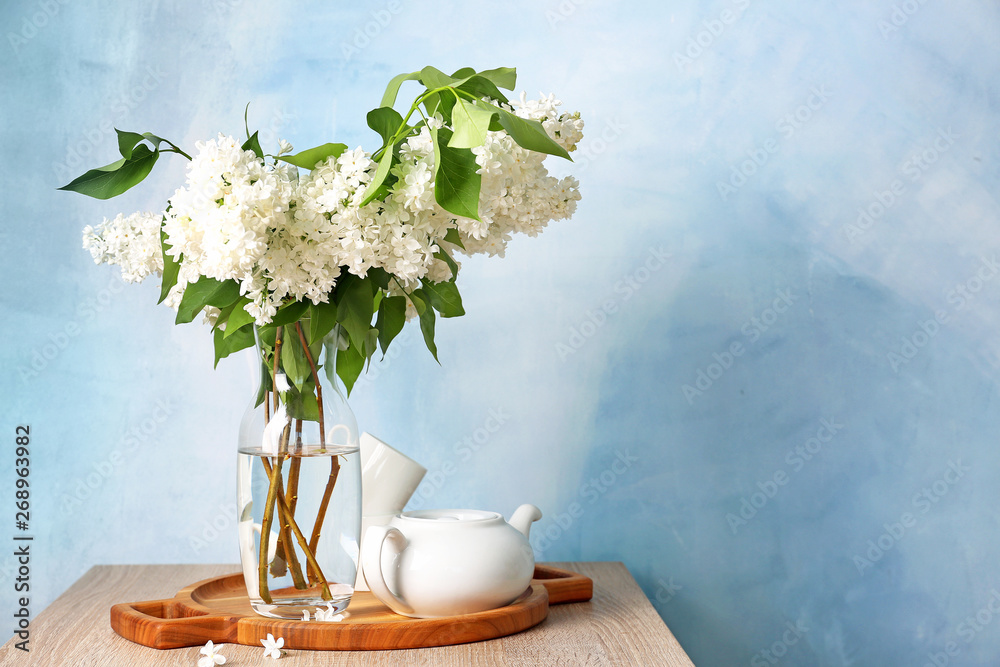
236;319;361;620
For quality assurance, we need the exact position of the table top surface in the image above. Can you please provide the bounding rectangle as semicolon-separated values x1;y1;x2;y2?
1;561;694;666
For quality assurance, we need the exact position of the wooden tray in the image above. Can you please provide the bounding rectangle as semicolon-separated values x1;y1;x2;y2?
110;564;593;651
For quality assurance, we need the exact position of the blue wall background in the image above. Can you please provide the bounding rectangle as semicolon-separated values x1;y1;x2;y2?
3;1;1000;664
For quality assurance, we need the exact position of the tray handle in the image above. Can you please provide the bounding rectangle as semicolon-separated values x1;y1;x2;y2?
110;598;241;649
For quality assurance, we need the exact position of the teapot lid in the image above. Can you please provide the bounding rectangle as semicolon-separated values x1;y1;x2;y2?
399;509;501;523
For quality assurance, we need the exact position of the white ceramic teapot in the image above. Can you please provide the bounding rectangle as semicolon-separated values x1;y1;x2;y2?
362;504;543;618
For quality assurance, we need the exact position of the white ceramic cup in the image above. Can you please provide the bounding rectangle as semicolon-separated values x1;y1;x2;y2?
359;433;427;515
354;433;427;591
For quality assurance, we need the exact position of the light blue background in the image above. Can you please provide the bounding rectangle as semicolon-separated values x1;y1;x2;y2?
3;1;1000;664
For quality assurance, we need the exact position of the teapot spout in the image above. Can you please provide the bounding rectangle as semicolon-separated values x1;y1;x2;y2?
508;504;543;538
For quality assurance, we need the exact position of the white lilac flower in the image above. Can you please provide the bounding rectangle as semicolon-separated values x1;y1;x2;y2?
514;91;585;152
313;603;345;622
451;93;583;258
261;633;284;659
198;640;226;666
162;134;298;324
82;211;163;283
336;147;374;188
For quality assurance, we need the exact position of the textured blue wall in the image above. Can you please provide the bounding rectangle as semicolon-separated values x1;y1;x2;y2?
3;1;1000;664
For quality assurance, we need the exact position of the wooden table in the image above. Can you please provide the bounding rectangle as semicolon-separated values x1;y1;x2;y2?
1;562;694;666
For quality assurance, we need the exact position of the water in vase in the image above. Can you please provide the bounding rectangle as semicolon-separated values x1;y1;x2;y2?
237;443;361;620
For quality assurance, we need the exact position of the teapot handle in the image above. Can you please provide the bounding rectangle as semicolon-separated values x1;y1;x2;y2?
361;525;415;616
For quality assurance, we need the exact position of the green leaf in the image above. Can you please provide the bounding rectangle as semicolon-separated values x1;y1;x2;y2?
433;248;459;279
175;277;241;324
254;360;272;408
457;76;509;105
381;70;422;108
242;131;264;159
157;224;180;304
336;340;365;396
421;66;509;95
475;66;517;90
116;130;146;158
57;145;159;200
337;275;375;351
223;298;255;338
419;65;457;90
449;97;495;149
308;300;339;345
363;327;379;367
269;300;309;327
214;324;254;368
367;268;391;291
117;129;168;159
431;127;482;220
420;278;465;318
412;289;439;363
421;89;458;124
278;143;348;169
358;145;395;207
375;295;407;355
213;299;240;331
367;107;405;146
286;383;320;421
281;331;309;388
257;325;277;348
443;228;466;249
494;106;571;160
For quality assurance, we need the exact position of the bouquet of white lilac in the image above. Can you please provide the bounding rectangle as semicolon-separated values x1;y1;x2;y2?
61;67;583;390
67;65;583;393
62;66;583;613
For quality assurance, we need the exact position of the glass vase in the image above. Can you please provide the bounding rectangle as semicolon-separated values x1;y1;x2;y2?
236;319;361;620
